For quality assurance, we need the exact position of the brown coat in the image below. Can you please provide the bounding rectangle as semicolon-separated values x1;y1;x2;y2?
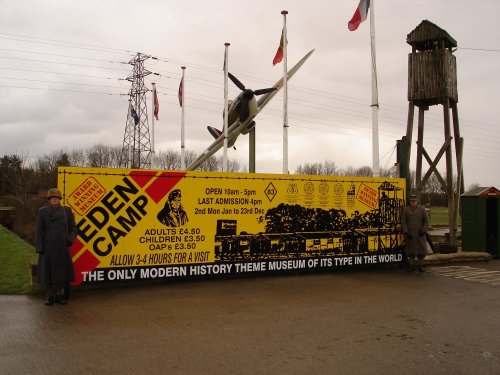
401;205;429;257
35;205;76;285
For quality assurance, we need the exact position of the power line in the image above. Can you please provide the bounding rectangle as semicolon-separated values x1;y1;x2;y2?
0;56;128;71
0;84;122;96
3;75;498;154
0;76;123;89
459;47;500;52
2;40;498;134
0;33;133;55
0;47;125;63
0;66;121;80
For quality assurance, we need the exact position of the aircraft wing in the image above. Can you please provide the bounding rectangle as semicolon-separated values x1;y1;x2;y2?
186;49;315;171
256;49;315;110
186;118;249;171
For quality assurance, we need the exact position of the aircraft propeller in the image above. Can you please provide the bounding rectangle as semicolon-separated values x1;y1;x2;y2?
227;72;276;121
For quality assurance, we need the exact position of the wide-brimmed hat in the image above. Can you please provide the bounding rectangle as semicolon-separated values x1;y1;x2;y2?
47;188;63;199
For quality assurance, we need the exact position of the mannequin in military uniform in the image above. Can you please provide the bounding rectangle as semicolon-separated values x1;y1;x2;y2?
35;188;77;305
402;194;430;272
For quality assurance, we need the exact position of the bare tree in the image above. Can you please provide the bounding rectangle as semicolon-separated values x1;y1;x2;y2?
86;144;113;167
156;149;181;170
354;166;372;177
340;165;357;176
295;162;321;175
153;149;243;172
35;150;71;188
199;155;221;171
184;150;198;169
194;154;242;172
69;149;86;167
379;166;397;178
108;146;127;168
322;160;338;176
465;183;480;192
226;157;244;172
424;174;442;195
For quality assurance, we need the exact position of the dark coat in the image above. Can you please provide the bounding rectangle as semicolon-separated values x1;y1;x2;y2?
35;205;77;285
157;203;189;227
401;205;429;257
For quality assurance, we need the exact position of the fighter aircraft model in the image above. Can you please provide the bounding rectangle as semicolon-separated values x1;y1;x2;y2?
186;49;315;171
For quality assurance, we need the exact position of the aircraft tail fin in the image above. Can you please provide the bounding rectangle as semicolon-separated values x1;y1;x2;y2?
207;126;236;150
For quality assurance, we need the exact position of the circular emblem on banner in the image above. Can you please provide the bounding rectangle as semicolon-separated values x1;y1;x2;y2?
334;183;344;195
287;183;298;194
304;182;314;195
319;182;329;195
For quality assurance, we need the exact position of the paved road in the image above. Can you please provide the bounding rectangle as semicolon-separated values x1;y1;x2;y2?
427;264;500;286
1;261;499;375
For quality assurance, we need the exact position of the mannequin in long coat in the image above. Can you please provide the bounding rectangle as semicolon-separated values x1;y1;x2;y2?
35;189;77;304
401;195;429;272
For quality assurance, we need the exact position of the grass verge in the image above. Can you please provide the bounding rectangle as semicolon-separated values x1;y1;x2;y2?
429;206;460;226
0;225;37;294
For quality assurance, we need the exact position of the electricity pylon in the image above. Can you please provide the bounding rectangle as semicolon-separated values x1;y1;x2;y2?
122;53;152;169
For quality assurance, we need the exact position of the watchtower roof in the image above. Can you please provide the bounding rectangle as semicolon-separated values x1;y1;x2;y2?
407;20;457;51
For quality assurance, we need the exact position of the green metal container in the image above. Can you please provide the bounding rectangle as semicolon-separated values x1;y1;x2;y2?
461;187;500;257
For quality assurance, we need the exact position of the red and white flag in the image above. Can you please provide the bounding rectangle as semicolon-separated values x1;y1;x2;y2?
348;0;370;31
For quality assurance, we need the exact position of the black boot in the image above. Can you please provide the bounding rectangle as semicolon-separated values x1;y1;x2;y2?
418;265;425;273
62;282;71;300
406;259;415;272
45;296;54;306
55;295;67;305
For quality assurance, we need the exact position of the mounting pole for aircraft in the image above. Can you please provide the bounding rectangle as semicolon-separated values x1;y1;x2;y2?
223;43;230;172
249;128;255;173
281;10;289;174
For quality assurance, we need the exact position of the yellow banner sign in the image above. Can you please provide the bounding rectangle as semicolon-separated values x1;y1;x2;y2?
59;167;406;284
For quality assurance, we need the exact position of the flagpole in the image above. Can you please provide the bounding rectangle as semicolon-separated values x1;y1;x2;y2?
281;10;289;174
223;43;230;172
180;66;186;170
151;83;156;169
370;0;380;177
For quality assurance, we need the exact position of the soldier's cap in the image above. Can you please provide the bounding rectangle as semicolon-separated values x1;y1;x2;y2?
409;194;418;201
47;188;63;200
169;189;181;200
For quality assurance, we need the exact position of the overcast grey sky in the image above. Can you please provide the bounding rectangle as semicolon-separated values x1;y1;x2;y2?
1;0;499;188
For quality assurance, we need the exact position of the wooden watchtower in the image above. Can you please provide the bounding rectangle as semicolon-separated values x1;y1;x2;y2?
405;20;464;245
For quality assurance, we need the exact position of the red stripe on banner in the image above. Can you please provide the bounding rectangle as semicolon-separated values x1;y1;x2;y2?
70;238;84;258
71;250;100;286
146;171;187;203
129;170;158;188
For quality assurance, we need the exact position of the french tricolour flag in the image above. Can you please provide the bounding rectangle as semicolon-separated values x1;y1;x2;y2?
348;0;370;31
